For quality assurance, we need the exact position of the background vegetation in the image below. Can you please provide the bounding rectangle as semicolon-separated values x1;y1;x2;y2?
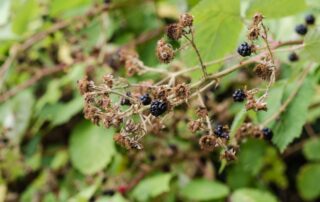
0;0;320;201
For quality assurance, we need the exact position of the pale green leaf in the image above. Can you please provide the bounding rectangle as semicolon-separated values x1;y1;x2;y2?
180;179;229;201
273;78;315;152
70;121;115;175
182;0;242;75
12;0;39;35
49;0;91;16
230;108;247;138
258;81;285;125
132;173;172;201
231;188;278;202
297;163;320;200
246;0;307;18
303;138;320;161
0;0;11;26
0;90;34;143
304;27;320;63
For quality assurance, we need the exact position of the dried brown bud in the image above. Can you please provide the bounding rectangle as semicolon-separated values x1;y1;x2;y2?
179;13;193;27
196;107;208;118
173;83;190;100
221;145;239;161
188;120;204;133
253;13;264;26
248;27;260;41
125;58;141;77
199;135;218;152
166;23;183;40
103;74;114;88
253;63;272;80
156;40;175;63
77;76;90;95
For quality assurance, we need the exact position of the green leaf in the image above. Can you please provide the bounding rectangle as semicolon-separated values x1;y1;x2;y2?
303;138;320;161
0;0;11;26
238;139;267;175
273;77;315;152
246;0;307;18
12;0;39;35
49;0;91;16
69;121;115;175
258;81;285;125
297;163;320;200
231;188;278;202
304;28;320;63
180;179;229;201
0;90;34;143
230;108;247;138
131;173;172;201
97;193;128;202
182;0;242;74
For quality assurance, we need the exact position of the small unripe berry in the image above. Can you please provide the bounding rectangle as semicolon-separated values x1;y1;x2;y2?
288;52;299;62
232;89;246;102
295;24;308;35
237;42;252;57
140;94;152;105
305;14;315;25
262;127;273;141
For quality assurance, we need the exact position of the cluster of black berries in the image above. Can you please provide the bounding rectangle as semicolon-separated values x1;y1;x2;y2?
237;42;252;57
262;127;273;141
295;14;316;36
232;89;246;102
150;100;168;116
214;125;229;139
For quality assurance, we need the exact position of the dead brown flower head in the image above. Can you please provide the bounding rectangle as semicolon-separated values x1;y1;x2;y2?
166;23;183;40
156;39;175;63
179;13;194;27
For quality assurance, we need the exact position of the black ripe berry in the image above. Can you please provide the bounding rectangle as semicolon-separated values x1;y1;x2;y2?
103;189;115;196
237;42;252;57
140;94;152;105
120;92;131;106
295;24;308;35
214;125;224;137
232;89;246;102
305;14;315;25
262;127;273;141
150;100;167;116
214;125;230;139
288;52;299;62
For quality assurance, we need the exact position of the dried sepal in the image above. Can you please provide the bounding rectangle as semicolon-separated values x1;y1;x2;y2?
156;39;175;64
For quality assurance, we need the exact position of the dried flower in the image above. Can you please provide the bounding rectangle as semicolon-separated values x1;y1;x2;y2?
166;23;183;40
156;39;175;63
199;135;218;152
179;13;193;27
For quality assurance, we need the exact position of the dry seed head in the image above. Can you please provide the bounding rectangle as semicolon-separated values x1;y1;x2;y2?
179;13;194;27
199;135;218;152
253;63;272;80
166;23;183;40
156;39;175;63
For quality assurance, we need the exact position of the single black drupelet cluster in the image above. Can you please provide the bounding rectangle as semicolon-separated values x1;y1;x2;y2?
295;24;308;35
103;189;115;196
288;52;299;62
305;14;315;25
140;94;152;105
237;42;252;57
232;89;246;102
150;100;167;116
262;127;273;141
214;125;230;139
120;92;132;106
